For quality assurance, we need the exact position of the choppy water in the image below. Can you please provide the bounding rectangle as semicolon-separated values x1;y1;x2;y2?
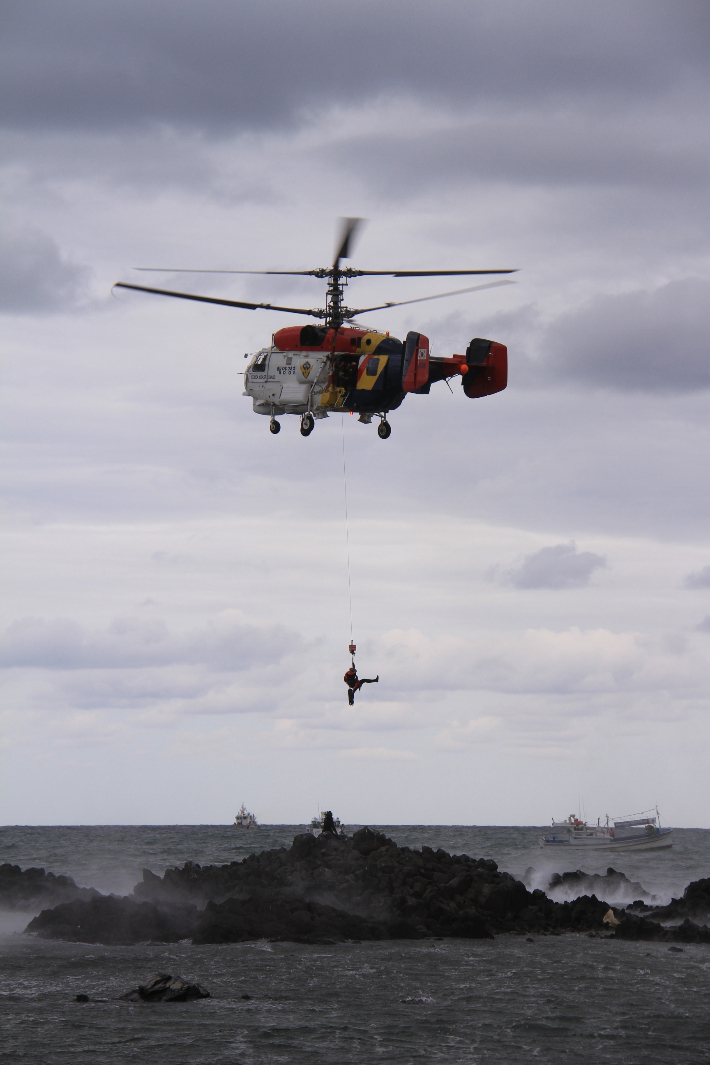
2;825;710;1063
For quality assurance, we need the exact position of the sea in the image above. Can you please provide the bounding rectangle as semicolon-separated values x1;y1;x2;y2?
2;824;709;1064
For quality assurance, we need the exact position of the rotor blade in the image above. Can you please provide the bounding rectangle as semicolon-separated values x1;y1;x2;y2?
112;282;322;316
133;268;322;275
347;279;516;316
349;269;517;277
333;216;364;268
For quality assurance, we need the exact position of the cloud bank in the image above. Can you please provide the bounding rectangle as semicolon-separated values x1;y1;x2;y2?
2;2;710;824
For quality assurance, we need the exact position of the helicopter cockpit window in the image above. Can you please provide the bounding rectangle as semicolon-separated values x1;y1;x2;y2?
251;351;268;373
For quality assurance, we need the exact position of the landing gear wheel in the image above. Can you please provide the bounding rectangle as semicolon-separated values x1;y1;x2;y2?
300;413;315;436
269;419;281;435
377;420;391;439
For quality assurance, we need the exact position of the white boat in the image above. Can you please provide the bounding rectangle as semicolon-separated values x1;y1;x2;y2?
234;804;258;828
309;811;345;837
541;809;672;851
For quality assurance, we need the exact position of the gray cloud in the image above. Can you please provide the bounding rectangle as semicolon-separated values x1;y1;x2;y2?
0;615;303;671
379;626;706;698
339;112;710;198
696;616;710;632
503;541;607;589
685;566;710;589
4;1;710;827
0;229;90;313
541;279;710;393
1;2;709;133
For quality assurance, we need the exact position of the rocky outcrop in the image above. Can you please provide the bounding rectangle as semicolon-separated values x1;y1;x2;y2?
24;829;627;944
545;867;661;905
20;829;710;946
120;973;210;1002
613;878;710;943
25;895;198;945
613;913;710;944
133;829;539;936
134;829;624;939
193;895;403;944
526;865;710;942
640;877;710;926
0;863;98;912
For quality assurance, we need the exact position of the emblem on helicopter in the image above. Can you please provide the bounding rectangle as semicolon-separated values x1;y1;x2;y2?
113;218;517;440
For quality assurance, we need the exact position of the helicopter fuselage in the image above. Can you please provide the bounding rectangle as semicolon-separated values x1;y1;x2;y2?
243;323;507;427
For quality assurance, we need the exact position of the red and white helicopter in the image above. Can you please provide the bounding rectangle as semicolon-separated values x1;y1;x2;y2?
114;219;515;438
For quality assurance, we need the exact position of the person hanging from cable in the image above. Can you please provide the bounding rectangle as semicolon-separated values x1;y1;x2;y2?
344;645;378;706
341;436;378;705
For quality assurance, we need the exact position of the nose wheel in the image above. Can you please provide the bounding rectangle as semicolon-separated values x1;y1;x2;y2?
300;413;315;437
269;418;281;435
377;419;391;440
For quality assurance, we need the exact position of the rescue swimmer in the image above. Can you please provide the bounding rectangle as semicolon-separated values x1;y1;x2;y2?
344;661;379;706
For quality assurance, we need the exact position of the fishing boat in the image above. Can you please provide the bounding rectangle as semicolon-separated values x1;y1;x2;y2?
309;811;345;837
234;804;258;828
541;808;672;851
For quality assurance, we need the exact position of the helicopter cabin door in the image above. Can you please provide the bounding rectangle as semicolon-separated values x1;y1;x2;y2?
263;347;287;406
402;332;429;392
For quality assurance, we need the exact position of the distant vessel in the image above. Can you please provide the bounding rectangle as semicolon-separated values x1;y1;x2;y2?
234;804;258;828
309;811;345;837
541;809;672;851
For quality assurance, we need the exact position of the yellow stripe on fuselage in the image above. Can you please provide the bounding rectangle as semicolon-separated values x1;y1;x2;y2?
356;351;389;390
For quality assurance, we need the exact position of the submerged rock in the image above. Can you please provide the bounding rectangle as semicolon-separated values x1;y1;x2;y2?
120;973;210;1002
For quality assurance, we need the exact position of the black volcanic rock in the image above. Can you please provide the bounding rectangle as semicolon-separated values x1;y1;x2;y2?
127;829;626;942
193;894;402;944
645;877;710;925
548;894;620;933
0;863;98;912
120;973;210;1002
18;834;710;948
22;830;645;945
133;830;512;926
613;912;710;944
546;867;660;904
25;895;198;944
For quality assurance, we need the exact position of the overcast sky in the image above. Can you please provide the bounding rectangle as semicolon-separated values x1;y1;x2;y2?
2;0;710;827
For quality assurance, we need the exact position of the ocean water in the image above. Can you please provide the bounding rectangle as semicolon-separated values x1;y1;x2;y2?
2;824;710;1064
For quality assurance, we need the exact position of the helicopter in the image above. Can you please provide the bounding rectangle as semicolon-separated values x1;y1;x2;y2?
114;219;516;438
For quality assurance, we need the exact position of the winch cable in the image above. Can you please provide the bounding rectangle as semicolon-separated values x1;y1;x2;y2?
341;415;354;657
